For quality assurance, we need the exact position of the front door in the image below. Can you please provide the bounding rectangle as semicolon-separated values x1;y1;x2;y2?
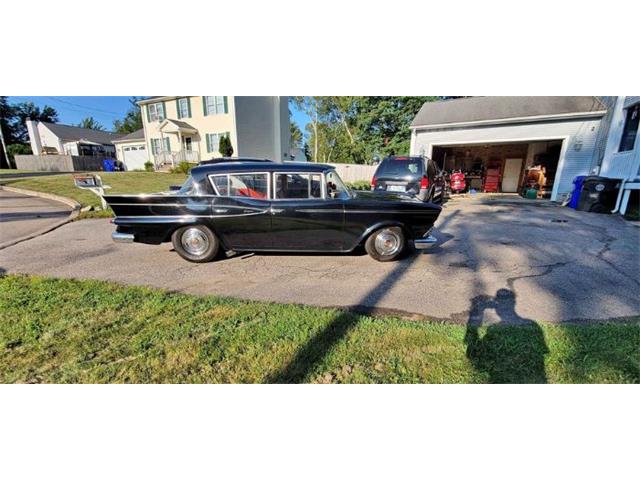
183;136;192;151
269;172;346;251
502;158;523;193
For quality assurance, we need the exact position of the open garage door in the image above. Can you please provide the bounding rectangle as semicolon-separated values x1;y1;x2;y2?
432;140;563;199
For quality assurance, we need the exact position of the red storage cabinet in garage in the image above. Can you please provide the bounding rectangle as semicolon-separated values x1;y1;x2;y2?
483;160;502;193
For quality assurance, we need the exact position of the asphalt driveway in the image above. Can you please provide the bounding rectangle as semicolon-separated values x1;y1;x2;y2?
0;189;73;249
0;195;638;323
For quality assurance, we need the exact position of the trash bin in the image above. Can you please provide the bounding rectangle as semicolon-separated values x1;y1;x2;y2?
568;175;586;209
102;158;115;172
577;176;621;213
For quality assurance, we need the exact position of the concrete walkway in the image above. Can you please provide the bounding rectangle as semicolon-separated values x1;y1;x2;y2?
0;195;638;323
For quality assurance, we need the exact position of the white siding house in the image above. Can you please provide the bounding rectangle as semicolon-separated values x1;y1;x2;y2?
597;96;640;215
138;96;290;170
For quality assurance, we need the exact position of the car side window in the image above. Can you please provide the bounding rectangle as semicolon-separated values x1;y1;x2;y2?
229;173;269;199
274;173;322;199
211;175;229;196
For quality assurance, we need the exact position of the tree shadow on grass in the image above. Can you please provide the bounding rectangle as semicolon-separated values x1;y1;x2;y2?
266;209;459;384
267;254;417;383
464;288;549;383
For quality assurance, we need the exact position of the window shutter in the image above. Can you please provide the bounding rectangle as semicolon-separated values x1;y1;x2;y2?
223;96;228;114
206;134;211;153
176;99;182;119
146;105;151;122
162;102;167;120
187;97;192;118
202;96;208;116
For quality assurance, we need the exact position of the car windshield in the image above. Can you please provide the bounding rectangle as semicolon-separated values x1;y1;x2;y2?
376;157;424;177
325;170;351;199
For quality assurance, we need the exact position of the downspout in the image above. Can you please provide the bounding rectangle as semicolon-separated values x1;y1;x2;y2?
611;178;627;213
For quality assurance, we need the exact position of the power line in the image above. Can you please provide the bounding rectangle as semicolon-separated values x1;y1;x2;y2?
44;97;123;116
8;96;124;123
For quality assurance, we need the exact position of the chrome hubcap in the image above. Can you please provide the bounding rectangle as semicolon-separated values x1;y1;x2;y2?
181;228;209;256
375;229;401;256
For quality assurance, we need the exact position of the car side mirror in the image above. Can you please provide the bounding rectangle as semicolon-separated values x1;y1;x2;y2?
169;185;181;192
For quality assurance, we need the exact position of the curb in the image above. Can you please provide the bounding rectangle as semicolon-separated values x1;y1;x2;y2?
0;185;81;250
0;184;81;210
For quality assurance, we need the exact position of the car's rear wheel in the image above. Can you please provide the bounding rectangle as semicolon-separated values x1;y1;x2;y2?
365;227;405;262
172;225;219;263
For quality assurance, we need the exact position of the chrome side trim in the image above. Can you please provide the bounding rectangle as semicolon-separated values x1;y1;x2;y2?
112;232;135;243
414;234;437;250
106;202;210;207
104;194;219;198
347;209;436;214
296;208;344;213
114;212;268;223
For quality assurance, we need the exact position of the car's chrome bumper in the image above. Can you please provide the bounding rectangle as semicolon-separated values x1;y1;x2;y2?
112;232;134;243
414;234;437;249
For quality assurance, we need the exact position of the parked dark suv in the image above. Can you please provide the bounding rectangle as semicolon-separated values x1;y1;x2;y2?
371;156;445;203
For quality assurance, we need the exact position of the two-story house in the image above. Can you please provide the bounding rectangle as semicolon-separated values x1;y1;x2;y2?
135;96;290;170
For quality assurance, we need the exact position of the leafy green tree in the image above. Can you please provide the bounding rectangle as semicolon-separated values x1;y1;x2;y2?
290;121;303;149
219;134;234;157
0;97;58;168
291;97;323;162
113;97;143;134
0;96;12;168
8;100;58;144
7;143;32;160
77;116;104;131
294;96;437;164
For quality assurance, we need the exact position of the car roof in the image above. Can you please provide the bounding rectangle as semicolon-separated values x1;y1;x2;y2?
191;161;333;176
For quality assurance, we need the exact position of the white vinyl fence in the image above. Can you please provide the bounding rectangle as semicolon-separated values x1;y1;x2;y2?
327;163;376;183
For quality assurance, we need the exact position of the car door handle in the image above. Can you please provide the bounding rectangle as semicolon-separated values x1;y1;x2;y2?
213;208;228;214
270;208;284;215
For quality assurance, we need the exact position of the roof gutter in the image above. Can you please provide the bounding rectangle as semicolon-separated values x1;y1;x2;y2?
137;96;176;106
411;110;607;131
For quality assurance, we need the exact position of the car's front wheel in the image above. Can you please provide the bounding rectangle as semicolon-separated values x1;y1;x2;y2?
365;227;406;262
172;225;219;263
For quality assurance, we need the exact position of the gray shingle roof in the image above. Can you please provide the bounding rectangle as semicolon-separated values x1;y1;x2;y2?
165;119;196;130
112;128;145;143
42;122;124;144
411;96;607;128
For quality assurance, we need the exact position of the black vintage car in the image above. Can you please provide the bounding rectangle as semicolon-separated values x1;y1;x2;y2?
105;160;442;263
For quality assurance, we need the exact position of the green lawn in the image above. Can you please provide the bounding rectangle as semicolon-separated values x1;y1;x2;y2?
0;172;187;218
1;275;637;384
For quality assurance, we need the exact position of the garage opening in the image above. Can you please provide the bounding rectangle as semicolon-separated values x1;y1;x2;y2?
431;140;563;199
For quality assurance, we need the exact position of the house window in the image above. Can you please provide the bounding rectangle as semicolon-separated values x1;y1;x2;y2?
177;98;191;119
619;104;639;152
205;132;230;153
151;138;171;155
203;96;227;115
147;102;165;122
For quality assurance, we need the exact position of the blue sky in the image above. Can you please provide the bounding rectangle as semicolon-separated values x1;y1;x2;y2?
8;96;311;134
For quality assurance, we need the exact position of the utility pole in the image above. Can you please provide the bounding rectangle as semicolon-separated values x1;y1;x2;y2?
0;121;10;169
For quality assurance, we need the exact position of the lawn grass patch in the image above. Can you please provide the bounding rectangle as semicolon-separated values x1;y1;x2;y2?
0;172;187;219
0;275;638;384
